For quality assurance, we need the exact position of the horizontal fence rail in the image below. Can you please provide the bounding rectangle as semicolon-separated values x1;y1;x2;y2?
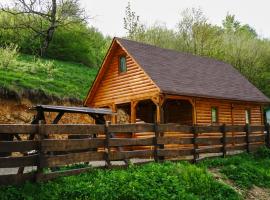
0;123;269;186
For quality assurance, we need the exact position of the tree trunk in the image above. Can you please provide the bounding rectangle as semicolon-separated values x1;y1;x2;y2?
40;0;57;57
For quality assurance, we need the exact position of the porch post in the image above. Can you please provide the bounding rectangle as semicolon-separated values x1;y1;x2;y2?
152;95;165;123
131;101;138;123
111;103;117;124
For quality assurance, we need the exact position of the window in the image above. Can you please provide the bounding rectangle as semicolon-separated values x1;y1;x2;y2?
211;107;218;123
245;109;251;124
119;56;127;73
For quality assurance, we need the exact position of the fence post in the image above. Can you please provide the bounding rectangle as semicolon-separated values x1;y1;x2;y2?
36;120;45;182
266;123;270;148
192;125;199;163
104;123;111;168
245;124;250;153
153;123;159;162
221;124;227;158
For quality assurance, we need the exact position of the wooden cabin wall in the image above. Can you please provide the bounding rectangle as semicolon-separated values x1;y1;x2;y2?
89;44;159;107
195;98;232;125
232;104;262;125
195;98;262;125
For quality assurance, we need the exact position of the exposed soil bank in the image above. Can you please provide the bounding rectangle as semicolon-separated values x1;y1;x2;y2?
0;94;92;124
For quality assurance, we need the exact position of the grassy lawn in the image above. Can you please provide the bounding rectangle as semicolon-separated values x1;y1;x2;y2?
0;54;99;100
0;162;239;200
1;148;270;200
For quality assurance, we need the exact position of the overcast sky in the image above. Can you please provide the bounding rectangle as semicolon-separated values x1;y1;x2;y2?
0;0;269;38
80;0;270;38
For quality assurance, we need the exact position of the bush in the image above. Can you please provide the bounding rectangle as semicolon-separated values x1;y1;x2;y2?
46;24;109;67
0;44;18;69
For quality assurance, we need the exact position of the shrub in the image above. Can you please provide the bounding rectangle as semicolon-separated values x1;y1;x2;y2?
0;44;18;69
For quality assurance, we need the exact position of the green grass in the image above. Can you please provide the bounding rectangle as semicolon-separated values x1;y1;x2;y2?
200;147;270;189
0;54;99;100
0;162;240;200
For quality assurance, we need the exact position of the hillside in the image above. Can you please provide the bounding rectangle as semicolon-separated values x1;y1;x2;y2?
0;54;99;102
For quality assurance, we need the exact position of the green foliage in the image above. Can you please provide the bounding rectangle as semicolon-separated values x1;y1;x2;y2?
123;2;145;39
0;162;240;200
0;44;18;69
0;53;98;100
46;24;110;67
0;11;109;67
200;147;270;189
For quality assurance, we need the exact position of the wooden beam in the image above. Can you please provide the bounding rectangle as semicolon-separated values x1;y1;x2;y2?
164;94;194;106
52;112;64;124
151;95;165;124
193;97;197;125
131;101;138;123
111;103;117;124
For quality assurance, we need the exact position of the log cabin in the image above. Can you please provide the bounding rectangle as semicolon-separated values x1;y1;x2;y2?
84;37;269;129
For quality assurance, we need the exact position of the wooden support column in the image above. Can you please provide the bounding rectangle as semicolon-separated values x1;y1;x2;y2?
131;101;138;123
111;103;117;124
192;97;197;125
131;101;138;140
152;95;165;123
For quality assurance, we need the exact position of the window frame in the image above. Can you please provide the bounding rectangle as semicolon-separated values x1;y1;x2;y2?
211;106;218;124
118;55;127;74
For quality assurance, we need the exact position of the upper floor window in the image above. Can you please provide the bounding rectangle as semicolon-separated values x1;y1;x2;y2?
119;56;127;73
211;107;218;123
245;109;251;124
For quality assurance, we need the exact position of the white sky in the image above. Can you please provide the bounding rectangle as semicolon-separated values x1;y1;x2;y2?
0;0;269;38
80;0;270;38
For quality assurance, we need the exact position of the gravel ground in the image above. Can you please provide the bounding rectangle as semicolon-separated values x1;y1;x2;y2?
0;159;153;175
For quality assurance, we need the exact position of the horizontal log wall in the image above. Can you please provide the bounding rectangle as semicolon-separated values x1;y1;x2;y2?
0;123;269;185
88;44;159;106
195;98;262;126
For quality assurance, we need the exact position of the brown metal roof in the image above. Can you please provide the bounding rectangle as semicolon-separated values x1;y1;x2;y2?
116;37;269;103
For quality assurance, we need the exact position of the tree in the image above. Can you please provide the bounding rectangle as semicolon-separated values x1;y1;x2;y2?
0;0;87;56
222;14;257;37
46;23;110;67
177;8;222;55
123;2;144;39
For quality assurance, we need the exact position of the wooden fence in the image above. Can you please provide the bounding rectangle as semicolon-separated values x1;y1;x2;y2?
0;123;269;185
